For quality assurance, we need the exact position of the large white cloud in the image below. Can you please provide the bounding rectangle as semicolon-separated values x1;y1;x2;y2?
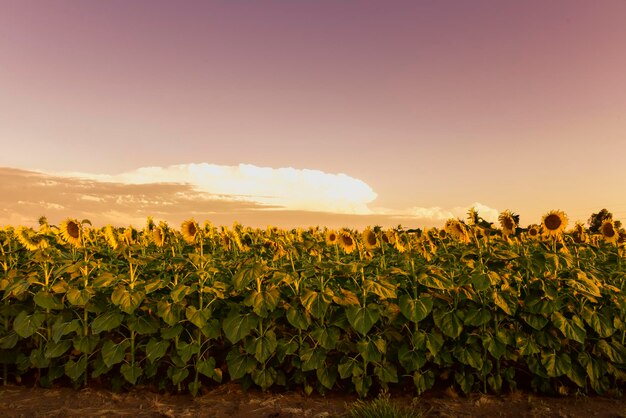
51;163;379;215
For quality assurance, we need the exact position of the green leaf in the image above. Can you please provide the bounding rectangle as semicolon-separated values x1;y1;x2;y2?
226;348;256;380
0;331;19;349
433;309;463;339
596;340;626;363
92;272;118;288
197;357;222;382
541;352;571;377
185;306;209;329
581;306;614;338
64;356;87;382
413;370;435;395
52;319;80;343
254;330;277;363
157;300;180;326
286;306;311;330
463;308;492;326
161;324;183;340
13;311;45;338
44;340;72;359
251;366;277;390
178;341;200;363
244;286;280;317
426;331;444;357
66;288;92;306
34;291;63;310
300;289;333;319
91;311;124;334
356;338;383;363
398;344;426;372
551;313;586;344
170;283;192;303
127;314;160;335
316;366;337;389
399;294;433;323
222;310;258;344
338;357;363;379
300;345;327;372
521;313;549;330
346;305;380;335
73;335;99;354
454;345;483;370
111;286;145;314
374;362;398;384
482;334;506;359
363;279;397;299
417;270;455;290
168;366;189;385
311;326;340;350
145;338;170;363
101;339;130;368
233;261;267;291
121;363;142;385
470;272;491;291
492;291;517;316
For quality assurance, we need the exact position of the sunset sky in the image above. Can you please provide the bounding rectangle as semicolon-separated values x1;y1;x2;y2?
1;1;625;229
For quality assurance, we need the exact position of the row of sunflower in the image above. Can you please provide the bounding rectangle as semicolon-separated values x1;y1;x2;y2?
0;210;625;397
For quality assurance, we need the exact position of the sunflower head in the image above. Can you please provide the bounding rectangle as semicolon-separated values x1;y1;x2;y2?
181;219;199;244
600;220;619;243
541;210;568;237
444;219;469;243
325;230;338;245
571;222;588;244
152;226;166;247
104;225;119;250
498;210;518;236
339;230;356;254
526;224;541;240
361;228;378;250
16;227;49;251
123;227;138;245
60;218;82;247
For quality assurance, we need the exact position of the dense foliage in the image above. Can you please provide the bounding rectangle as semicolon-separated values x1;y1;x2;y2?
1;212;625;397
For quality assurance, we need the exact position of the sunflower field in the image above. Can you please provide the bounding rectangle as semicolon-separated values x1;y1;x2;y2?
1;210;626;397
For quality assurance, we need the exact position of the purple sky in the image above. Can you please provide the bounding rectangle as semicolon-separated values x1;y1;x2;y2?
1;1;625;228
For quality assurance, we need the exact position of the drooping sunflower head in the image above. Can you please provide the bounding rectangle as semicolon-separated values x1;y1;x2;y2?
181;219;199;244
325;229;338;245
123;226;138;245
498;210;518;236
571;222;588;244
104;225;119;250
444;219;469;243
60;218;82;247
152;226;166;247
361;228;378;250
541;210;568;237
339;230;356;254
16;227;49;251
600;219;619;243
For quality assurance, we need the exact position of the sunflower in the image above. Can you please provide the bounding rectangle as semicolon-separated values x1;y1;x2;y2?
16;227;49;251
526;224;541;240
361;228;378;250
152;226;166;247
339;230;356;254
571;222;588;244
498;210;518;236
599;220;619;243
325;229;338;245
541;210;568;237
444;219;469;243
181;219;199;244
60;218;82;247
123;226;138;245
104;225;119;249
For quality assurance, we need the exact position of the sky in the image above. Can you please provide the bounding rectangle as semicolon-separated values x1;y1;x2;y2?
1;0;625;229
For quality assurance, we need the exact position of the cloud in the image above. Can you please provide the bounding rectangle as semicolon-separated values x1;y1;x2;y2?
0;165;500;229
52;163;378;215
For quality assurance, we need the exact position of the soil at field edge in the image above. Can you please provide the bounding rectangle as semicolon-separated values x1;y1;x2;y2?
1;383;626;417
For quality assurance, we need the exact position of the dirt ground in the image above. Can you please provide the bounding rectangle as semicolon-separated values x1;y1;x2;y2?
1;383;626;418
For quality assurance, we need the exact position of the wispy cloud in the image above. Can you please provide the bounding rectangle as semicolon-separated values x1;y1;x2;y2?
1;165;499;228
